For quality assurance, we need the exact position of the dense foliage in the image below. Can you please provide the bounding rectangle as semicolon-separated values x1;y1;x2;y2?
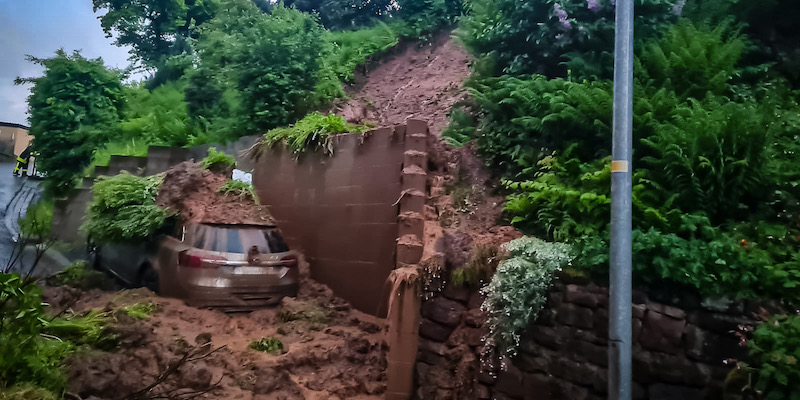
455;19;800;302
457;0;679;79
16;50;125;197
92;0;219;68
746;313;800;399
83;173;170;243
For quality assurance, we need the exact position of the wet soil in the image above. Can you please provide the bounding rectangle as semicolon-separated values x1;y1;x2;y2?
156;161;275;226
44;261;387;400
333;30;472;136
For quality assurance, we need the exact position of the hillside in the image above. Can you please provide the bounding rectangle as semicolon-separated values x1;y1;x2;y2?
334;31;471;136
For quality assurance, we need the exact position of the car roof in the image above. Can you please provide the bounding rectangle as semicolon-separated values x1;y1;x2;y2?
191;221;279;229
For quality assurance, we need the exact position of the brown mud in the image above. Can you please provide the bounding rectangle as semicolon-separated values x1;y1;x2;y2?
156;161;275;226
44;261;387;400
334;30;472;136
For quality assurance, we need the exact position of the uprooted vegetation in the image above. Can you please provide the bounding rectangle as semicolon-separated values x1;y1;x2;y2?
256;112;372;155
83;160;273;245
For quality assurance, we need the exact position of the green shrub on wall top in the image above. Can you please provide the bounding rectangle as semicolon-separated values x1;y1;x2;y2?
482;237;574;358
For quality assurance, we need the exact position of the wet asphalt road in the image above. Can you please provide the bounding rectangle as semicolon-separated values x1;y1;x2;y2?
0;161;44;269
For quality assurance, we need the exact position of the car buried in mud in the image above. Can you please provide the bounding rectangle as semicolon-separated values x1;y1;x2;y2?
91;222;299;311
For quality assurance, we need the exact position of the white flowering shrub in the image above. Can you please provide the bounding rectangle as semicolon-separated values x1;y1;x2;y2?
481;237;574;358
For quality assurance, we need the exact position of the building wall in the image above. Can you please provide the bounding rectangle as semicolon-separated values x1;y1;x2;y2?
0;125;29;159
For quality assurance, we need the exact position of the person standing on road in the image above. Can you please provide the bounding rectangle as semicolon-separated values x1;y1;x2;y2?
12;146;31;177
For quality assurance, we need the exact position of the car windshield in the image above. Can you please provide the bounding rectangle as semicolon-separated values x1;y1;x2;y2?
188;224;289;254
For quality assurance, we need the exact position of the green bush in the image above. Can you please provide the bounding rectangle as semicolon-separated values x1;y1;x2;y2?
636;20;747;100
17;200;53;239
482;237;573;358
261;112;370;155
120;81;198;147
746;314;800;399
464;17;800;302
441;107;476;148
249;337;285;355
83;172;169;243
194;1;324;134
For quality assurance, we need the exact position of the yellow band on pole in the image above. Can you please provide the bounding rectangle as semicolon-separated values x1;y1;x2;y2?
611;160;629;173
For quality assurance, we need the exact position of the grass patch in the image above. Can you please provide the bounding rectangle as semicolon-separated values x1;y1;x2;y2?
278;300;329;324
451;244;500;287
0;383;59;400
122;301;158;320
201;147;235;172
249;337;285;355
45;261;109;290
218;180;258;203
85;138;149;177
260;112;372;155
43;309;116;350
314;23;400;105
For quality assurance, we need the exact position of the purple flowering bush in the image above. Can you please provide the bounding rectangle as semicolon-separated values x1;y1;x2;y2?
457;0;679;79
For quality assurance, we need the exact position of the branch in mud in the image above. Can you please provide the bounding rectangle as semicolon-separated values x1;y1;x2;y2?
120;342;226;400
2;208;55;280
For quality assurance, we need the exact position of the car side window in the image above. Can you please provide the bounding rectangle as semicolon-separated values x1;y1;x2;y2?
264;229;289;253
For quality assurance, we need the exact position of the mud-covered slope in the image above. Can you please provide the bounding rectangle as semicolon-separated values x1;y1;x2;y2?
335;31;471;136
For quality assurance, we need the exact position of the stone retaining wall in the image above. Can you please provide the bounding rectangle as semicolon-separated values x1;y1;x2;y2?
415;278;760;399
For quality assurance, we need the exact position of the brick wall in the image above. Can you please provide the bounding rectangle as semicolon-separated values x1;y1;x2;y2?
414;277;766;400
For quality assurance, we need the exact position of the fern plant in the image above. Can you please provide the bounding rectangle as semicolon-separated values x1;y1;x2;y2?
636;20;747;100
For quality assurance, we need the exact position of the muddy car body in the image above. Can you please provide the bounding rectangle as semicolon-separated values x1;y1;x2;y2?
93;222;299;311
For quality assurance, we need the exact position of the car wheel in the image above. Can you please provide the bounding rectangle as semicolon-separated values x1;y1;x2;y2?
87;243;100;270
139;264;159;294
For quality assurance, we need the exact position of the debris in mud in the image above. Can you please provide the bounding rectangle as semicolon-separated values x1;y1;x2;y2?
47;261;387;400
156;161;275;225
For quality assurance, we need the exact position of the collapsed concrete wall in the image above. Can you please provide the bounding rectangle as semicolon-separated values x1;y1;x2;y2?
414;276;768;400
251;121;429;316
51;136;257;242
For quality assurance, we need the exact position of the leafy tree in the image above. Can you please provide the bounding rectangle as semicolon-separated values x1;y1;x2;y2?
121;82;197;146
92;0;219;67
15;50;124;197
193;0;324;134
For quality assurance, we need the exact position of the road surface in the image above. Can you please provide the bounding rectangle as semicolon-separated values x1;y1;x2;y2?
0;161;47;271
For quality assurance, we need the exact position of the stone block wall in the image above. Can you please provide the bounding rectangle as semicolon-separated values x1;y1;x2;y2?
415;279;759;400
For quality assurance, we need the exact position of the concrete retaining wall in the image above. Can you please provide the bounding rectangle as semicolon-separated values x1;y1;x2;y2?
252;121;429;316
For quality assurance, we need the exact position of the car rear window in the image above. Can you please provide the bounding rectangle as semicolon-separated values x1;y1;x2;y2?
188;224;289;254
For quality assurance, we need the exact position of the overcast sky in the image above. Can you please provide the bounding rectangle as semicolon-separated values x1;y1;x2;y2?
0;0;135;126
